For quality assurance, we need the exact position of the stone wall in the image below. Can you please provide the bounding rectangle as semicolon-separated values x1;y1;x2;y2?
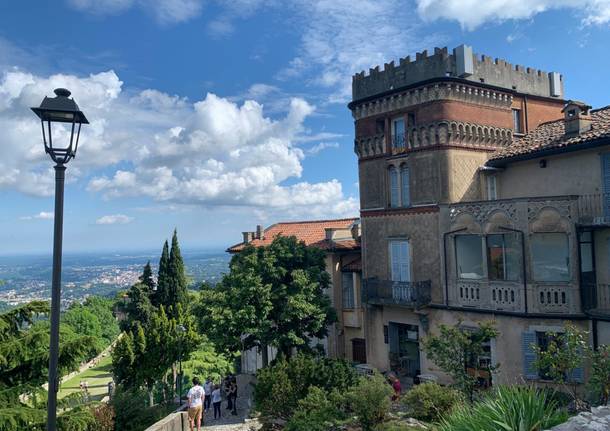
546;406;610;430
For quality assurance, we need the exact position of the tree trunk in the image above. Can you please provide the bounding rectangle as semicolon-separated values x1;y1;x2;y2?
148;388;154;407
172;363;177;398
261;344;268;368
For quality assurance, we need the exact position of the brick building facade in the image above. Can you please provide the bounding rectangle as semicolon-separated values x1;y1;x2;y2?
351;45;610;386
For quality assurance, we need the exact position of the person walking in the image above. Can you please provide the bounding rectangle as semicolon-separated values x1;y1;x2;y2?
187;377;205;431
212;384;222;420
228;377;238;415
203;378;213;412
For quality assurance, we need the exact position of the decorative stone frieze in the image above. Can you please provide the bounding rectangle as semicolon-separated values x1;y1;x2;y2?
449;201;517;225
528;200;573;222
355;121;513;159
351;81;513;120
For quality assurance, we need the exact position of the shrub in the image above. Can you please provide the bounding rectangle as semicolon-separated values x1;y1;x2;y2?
402;382;462;422
346;373;393;431
588;344;610;406
254;354;358;421
438;385;568;431
88;404;114;431
285;386;345;431
375;422;425;431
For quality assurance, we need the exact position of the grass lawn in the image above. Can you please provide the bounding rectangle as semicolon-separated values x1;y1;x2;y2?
58;354;113;402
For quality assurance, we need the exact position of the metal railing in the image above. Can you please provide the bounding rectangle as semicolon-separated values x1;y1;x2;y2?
362;278;432;308
578;193;610;225
392;133;407;151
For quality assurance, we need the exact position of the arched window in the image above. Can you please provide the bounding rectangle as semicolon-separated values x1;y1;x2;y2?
389;166;399;207
400;165;410;207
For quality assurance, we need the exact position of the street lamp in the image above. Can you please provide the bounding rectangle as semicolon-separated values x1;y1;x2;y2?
178;324;187;406
31;88;88;431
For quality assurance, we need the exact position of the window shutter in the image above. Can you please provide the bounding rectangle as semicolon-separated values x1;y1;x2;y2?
522;331;538;380
388;323;399;354
399;241;410;282
389;167;399;207
342;272;354;309
401;166;410;207
569;346;585;383
602;153;610;218
390;241;400;281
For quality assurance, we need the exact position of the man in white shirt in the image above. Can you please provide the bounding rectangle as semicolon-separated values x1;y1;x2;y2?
187;377;205;431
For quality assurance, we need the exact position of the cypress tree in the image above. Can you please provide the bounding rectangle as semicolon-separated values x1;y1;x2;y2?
154;241;170;307
139;261;155;292
168;229;188;314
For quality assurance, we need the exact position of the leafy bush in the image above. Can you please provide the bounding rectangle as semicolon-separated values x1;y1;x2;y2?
88;404;114;431
286;386;345;431
346;373;393;431
588;344;610;406
254;354;358;421
402;382;462;422
375;422;425;431
438;385;568;431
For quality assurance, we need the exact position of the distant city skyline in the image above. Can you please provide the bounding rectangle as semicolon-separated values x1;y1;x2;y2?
0;1;609;253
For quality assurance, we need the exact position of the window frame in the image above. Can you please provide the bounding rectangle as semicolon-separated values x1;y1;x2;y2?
454;233;522;282
392;117;406;150
400;164;410;207
530;232;571;283
486;233;521;282
389;239;411;282
388;166;399;207
455;234;485;280
486;175;497;200
341;271;356;309
512;108;523;134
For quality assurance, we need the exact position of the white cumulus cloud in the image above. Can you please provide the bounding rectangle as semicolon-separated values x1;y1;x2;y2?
415;0;610;30
96;214;134;225
67;0;204;24
20;211;54;220
0;67;357;219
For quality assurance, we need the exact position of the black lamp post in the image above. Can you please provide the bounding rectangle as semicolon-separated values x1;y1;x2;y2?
31;88;88;431
178;324;186;406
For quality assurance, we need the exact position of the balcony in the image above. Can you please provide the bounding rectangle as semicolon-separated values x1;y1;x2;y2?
362;278;431;308
578;193;610;225
582;282;610;317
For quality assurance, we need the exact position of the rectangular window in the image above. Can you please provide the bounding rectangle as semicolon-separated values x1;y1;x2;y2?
407;112;416;128
513;109;523;134
376;118;385;134
455;235;484;279
400;166;410;207
531;233;570;282
486;175;497;200
390;240;410;282
389;167;399;207
486;233;521;281
392;118;405;149
536;332;558;380
342;272;355;309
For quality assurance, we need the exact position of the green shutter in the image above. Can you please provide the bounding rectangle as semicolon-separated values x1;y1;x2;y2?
522;331;538;380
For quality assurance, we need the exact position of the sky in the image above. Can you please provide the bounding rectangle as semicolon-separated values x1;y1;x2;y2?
0;0;609;254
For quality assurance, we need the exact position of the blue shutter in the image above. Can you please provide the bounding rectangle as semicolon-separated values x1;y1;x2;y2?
569;346;585;383
390;241;401;281
602;153;610;219
399;241;410;282
522;331;538;380
389;323;399;354
401;166;410;207
389;167;399;207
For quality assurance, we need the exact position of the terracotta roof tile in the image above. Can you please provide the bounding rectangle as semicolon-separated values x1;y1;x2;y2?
227;218;359;253
490;106;610;162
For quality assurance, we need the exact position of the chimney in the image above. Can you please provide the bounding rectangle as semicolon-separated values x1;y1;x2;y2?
562;100;592;136
256;225;264;240
242;232;253;244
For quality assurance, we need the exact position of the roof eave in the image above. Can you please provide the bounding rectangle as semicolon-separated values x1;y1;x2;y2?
487;136;610;168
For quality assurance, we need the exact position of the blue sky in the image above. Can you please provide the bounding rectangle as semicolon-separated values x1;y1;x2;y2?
0;0;608;254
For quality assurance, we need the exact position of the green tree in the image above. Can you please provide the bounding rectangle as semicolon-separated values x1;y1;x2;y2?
422;320;499;400
533;323;587;404
139;261;155;292
200;236;336;363
123;282;154;330
81;296;120;343
0;301;98;430
588;344;610;405
63;305;104;349
167;229;188;314
346;373;393;431
153;240;170;308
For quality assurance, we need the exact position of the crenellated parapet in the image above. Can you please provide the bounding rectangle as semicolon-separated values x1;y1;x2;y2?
351;81;513;120
354;121;513;159
352;45;563;102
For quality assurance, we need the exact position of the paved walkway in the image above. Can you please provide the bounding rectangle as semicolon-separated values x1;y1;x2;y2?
202;375;261;431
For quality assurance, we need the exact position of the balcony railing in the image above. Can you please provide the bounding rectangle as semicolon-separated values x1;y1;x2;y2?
578;193;610;225
392;133;407;151
362;278;431;308
582;282;610;315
